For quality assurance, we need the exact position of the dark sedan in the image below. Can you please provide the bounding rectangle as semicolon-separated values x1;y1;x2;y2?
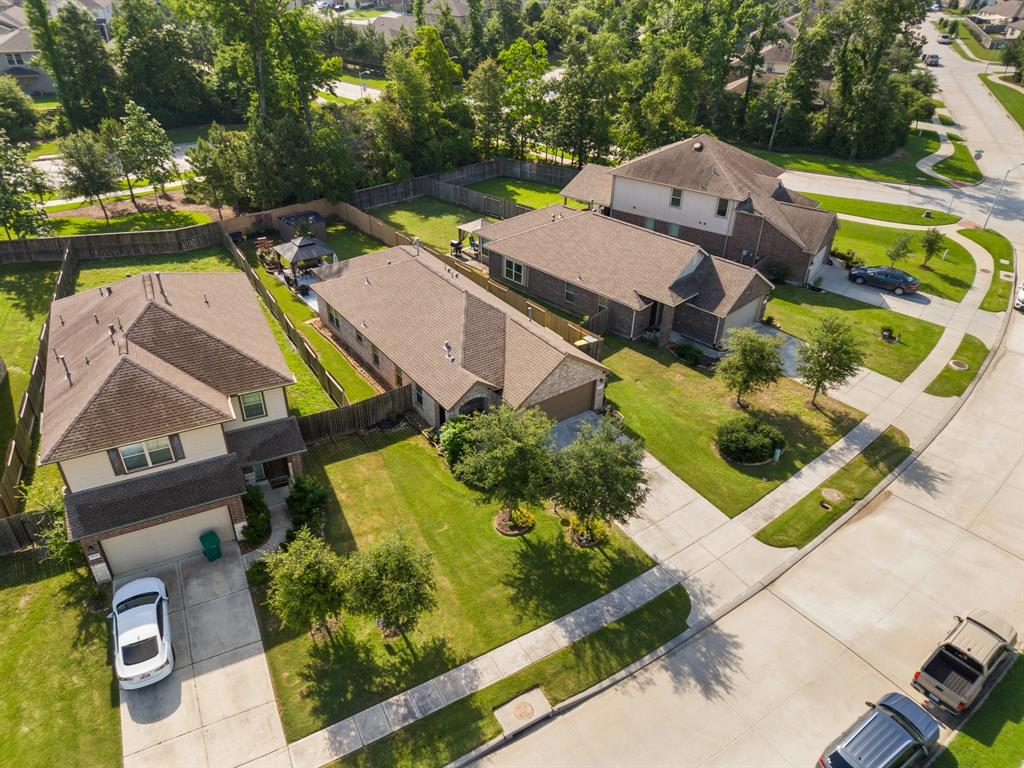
848;266;920;296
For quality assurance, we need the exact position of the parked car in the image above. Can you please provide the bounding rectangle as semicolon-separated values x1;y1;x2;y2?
819;693;939;768
912;611;1017;714
848;266;920;296
110;577;174;690
925;54;940;66
938;33;952;44
1014;280;1024;311
930;2;941;10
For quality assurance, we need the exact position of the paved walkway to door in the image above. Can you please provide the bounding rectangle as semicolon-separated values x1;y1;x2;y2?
117;542;288;768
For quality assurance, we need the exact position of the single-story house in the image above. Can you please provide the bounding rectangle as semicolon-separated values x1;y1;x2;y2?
314;247;609;426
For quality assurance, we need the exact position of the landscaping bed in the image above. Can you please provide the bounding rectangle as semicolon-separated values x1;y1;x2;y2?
257;428;654;741
373;197;493;252
755;426;912;549
802;193;960;226
960;228;1016;312
766;284;945;382
465;177;585;210
924;333;988;398
0;553;120;768
833;219;975;302
601;338;864;517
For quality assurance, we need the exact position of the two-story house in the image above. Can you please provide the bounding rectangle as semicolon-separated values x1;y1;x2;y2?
40;272;306;583
0;4;54;95
560;135;839;285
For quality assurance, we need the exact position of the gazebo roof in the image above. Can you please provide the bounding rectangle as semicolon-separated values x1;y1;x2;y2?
458;218;492;237
273;236;335;265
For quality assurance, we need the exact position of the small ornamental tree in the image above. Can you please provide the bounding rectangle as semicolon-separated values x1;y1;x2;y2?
286;474;331;534
454;404;555;528
796;315;865;405
264;527;346;641
716;327;784;407
0;134;51;239
22;477;80;567
240;484;272;545
100;101;175;211
886;234;913;267
553;417;648;545
345;534;437;638
919;228;944;266
59;129;119;222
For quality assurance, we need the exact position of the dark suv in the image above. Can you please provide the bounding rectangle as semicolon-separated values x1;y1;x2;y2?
848;266;920;296
819;693;940;768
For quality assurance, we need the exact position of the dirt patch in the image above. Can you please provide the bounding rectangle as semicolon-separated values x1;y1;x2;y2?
51;189;225;222
821;487;844;503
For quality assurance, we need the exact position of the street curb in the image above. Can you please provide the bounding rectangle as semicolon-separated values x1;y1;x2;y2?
449;248;1018;767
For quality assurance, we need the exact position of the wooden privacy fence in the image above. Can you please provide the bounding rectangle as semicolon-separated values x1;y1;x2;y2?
0;222;224;265
0;512;41;554
297;385;413;443
220;231;350;408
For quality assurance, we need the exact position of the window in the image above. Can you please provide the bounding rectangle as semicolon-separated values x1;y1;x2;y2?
598;295;608;312
715;197;729;218
564;282;576;303
5;53;24;66
668;223;680;238
415;383;424;406
371;344;380;367
643;217;655;230
326;306;340;328
355;330;363;344
395;367;404;386
669;188;682;208
118;437;175;472
239;391;266;420
504;258;524;285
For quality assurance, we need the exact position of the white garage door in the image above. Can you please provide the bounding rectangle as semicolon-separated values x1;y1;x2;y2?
101;506;234;575
722;297;763;334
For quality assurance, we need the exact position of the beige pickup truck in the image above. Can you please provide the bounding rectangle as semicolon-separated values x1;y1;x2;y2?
912;611;1017;714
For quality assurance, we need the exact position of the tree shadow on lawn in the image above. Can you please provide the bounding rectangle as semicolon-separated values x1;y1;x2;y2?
58;565;119;708
0;262;60;320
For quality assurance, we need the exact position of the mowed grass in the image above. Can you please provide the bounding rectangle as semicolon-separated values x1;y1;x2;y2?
933;140;983;184
0;554;120;768
259;428;654;741
803;193;960;226
742;131;947;187
259;304;335;415
323;221;384;260
932;657;1024;768
960;228;1016;312
466;177;586;210
0;262;60;484
767;285;945;382
755;426;912;549
334;585;692;768
952;21;1005;62
374;197;491;252
336;70;389;90
25;139;60;159
924;333;989;398
1;210;213;240
602;338;864;517
981;74;1024;131
833;219;975;302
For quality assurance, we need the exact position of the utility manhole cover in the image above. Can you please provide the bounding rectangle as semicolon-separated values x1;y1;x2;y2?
949;360;969;371
513;702;535;721
822;488;844;502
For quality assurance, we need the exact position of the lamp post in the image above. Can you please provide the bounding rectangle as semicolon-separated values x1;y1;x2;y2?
359;70;370;97
983;160;1024;230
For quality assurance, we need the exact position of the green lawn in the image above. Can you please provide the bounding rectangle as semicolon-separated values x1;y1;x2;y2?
767;285;945;382
0;554;120;768
164;123;244;145
31;96;60;110
936;113;956;127
374;197;489;252
602;338;864;517
981;74;1024;131
318;90;357;104
334;585;692;768
2;211;213;240
924;333;989;398
0;262;60;481
803;193;960;226
259;429;654;741
960;228;1016;312
260;304;335;415
953;21;1006;62
466;177;586;210
337;70;389;90
342;8;389;18
833;219;976;302
324;220;384;261
25;139;60;159
931;98;945;109
933;140;984;184
932;657;1024;768
755;426;912;549
742;131;948;187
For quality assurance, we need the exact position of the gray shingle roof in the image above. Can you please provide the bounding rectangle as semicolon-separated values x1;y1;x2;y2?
65;454;246;540
559;163;614;207
224;418;306;466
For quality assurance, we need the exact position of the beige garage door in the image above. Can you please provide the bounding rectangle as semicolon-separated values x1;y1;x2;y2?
536;381;596;423
722;297;763;334
101;506;234;575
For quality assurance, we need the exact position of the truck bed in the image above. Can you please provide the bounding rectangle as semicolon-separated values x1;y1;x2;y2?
922;648;980;699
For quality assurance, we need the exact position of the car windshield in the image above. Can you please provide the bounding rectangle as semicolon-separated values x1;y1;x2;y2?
116;592;159;614
825;752;855;768
122;636;160;666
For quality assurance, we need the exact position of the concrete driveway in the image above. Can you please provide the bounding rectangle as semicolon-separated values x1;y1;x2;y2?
115;542;288;768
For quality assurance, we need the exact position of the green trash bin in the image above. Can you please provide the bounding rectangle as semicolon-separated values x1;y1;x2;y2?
199;530;221;562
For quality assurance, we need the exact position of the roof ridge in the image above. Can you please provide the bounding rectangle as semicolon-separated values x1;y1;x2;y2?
483;207;587;246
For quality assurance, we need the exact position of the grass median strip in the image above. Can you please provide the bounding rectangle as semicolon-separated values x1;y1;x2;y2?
755;426;912;549
802;193;960;226
932;657;1024;768
932;140;983;185
960;228;1016;312
981;74;1024;131
924;334;988;398
333;585;692;768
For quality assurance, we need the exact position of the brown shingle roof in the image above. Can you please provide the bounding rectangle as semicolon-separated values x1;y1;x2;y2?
224;417;306;466
313;248;606;411
687;256;773;318
41;272;295;463
559;163;614;207
483;207;707;310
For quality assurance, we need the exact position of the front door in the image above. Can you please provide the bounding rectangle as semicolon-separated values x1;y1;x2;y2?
264;457;290;488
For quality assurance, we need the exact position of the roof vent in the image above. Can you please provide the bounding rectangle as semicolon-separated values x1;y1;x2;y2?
107;324;116;343
203;293;209;306
155;271;167;302
58;314;64;327
364;276;371;285
57;355;71;385
693;141;703;152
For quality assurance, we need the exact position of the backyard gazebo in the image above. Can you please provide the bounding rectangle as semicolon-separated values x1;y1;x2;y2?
273;236;336;279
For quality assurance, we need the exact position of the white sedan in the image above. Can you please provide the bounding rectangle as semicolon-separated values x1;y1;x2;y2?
1015;281;1024;311
110;577;174;690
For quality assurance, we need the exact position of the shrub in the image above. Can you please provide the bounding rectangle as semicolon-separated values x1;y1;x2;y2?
509;507;535;529
844;251;865;269
762;314;775;326
241;485;272;545
439;417;474;469
675;342;703;366
286;475;331;534
246;558;270;587
716;416;785;463
771;264;790;283
568;514;609;546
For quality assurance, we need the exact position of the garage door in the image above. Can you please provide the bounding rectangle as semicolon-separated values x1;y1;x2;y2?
101;506;234;575
722;297;763;334
536;381;596;422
